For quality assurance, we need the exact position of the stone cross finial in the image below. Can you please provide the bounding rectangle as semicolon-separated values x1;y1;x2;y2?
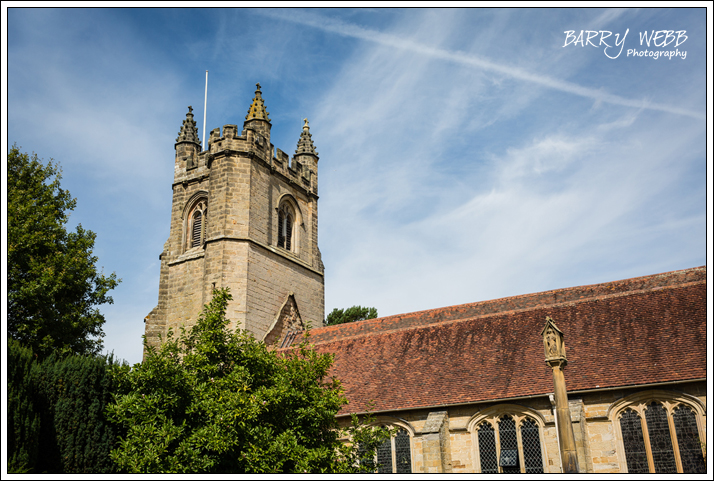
256;82;261;90
303;118;309;129
188;105;193;113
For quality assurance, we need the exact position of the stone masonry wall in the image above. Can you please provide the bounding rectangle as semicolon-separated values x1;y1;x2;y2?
337;381;705;473
245;243;324;337
146;114;324;353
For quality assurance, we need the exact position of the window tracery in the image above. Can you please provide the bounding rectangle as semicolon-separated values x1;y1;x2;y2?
470;408;546;474
360;422;413;473
610;391;705;473
277;200;296;252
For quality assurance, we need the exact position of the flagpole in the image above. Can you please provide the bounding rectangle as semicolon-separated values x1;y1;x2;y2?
202;70;208;152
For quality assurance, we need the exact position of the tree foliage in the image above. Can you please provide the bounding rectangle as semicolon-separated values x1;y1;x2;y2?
107;289;391;473
7;340;41;473
325;305;378;326
8;145;119;358
7;339;122;473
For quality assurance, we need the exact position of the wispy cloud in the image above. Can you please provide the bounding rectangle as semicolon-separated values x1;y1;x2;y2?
8;8;704;365
261;9;703;120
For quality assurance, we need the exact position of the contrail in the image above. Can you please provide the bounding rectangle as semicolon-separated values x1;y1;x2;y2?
261;10;703;120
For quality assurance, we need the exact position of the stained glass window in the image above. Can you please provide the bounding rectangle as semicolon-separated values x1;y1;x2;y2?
620;408;648;473
394;428;412;473
376;437;392;473
619;399;705;474
672;405;705;474
645;402;677;473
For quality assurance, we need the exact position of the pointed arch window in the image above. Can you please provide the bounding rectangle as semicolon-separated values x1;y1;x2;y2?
612;392;706;473
186;199;207;250
472;412;545;473
361;426;412;473
277;202;295;251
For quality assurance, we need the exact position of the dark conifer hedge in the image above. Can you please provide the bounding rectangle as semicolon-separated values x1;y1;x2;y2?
7;339;124;473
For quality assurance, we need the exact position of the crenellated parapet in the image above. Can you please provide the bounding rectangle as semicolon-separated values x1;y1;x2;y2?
147;82;324;359
172;89;319;197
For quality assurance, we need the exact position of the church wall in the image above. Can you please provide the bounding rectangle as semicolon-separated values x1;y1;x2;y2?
205;240;251;332
247;157;317;268
245;242;324;338
207;152;251;240
341;380;705;473
165;254;208;335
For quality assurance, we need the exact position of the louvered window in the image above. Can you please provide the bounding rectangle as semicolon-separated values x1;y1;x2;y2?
185;199;207;251
278;209;285;248
619;400;705;473
284;212;293;250
475;414;544;473
191;211;202;248
277;203;295;251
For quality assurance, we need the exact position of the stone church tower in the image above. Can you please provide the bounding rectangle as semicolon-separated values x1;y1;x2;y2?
144;84;324;355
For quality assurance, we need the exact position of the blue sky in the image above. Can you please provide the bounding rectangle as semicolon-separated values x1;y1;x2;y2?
5;8;709;365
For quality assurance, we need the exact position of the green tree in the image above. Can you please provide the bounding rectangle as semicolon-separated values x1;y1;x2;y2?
8;338;123;473
7;340;41;473
107;288;390;473
8;145;119;358
325;305;378;326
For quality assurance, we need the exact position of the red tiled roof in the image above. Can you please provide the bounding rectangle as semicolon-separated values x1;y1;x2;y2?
291;267;706;415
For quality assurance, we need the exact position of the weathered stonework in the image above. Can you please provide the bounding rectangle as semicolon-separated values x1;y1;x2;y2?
144;86;324;356
339;381;705;473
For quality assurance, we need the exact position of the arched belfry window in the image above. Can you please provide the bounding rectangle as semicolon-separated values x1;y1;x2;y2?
185;198;207;250
610;390;706;473
470;407;546;474
277;201;296;252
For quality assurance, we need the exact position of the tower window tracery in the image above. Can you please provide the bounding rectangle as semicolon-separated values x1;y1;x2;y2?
277;201;295;251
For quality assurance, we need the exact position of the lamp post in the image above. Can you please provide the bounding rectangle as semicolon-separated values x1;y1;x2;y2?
541;316;579;473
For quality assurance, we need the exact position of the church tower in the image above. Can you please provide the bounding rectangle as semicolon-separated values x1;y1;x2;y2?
144;84;324;355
